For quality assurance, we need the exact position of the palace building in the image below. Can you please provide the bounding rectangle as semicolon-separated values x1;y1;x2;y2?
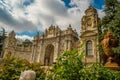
2;6;100;66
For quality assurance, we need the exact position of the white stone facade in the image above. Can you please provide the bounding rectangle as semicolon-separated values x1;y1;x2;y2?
2;6;100;65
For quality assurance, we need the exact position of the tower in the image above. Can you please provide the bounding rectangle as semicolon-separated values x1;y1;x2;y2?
80;5;100;65
3;31;16;57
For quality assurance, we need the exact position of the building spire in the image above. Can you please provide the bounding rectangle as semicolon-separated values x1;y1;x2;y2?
85;5;97;15
9;30;15;38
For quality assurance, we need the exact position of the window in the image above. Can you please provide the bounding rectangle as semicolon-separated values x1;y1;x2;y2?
86;40;93;56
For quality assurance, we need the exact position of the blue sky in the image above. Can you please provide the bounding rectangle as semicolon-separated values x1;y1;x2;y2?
0;0;105;40
23;0;34;7
63;0;105;9
92;0;105;9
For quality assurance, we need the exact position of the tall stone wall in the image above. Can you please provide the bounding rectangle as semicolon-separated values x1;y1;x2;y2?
3;31;33;61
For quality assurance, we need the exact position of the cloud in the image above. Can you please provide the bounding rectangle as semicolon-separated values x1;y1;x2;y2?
16;35;33;41
0;8;37;32
97;9;105;19
0;0;105;39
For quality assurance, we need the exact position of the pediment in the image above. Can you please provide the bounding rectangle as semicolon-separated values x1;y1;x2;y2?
80;30;98;37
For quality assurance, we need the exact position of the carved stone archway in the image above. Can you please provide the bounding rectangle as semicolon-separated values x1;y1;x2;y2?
44;44;54;66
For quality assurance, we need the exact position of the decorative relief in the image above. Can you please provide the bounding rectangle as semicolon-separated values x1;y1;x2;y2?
49;29;54;35
87;18;92;26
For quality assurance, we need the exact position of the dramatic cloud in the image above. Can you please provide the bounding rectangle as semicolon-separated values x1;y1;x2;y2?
0;9;37;32
0;0;37;32
0;0;105;40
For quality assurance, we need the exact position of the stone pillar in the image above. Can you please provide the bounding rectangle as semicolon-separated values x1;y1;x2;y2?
53;42;59;62
31;45;36;63
68;40;71;50
38;44;42;63
65;40;68;50
31;45;34;63
40;44;44;65
37;45;41;62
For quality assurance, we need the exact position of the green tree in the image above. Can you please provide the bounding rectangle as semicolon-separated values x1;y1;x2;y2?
47;49;84;80
79;63;120;80
47;49;120;80
99;0;120;38
0;28;7;57
98;0;120;63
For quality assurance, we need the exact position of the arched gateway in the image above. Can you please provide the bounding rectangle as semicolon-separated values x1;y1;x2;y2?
44;44;54;66
33;25;79;65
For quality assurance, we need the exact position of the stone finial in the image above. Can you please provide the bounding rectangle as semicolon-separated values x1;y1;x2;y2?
49;24;54;30
36;32;39;37
56;25;61;32
67;24;72;30
69;24;71;28
19;70;36;80
74;29;77;32
9;30;15;38
85;5;97;15
34;32;39;41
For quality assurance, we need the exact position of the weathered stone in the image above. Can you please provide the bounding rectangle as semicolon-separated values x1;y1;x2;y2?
79;5;99;65
19;70;36;80
2;5;99;66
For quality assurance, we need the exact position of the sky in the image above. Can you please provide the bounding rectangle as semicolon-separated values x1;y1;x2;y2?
0;0;105;40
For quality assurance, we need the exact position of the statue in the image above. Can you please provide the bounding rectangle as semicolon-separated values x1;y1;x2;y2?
19;70;36;80
101;32;119;69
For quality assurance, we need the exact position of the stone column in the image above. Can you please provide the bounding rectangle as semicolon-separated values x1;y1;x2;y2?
31;45;35;63
37;45;41;63
68;40;71;50
40;44;44;65
65;40;68;50
33;45;37;63
53;42;59;62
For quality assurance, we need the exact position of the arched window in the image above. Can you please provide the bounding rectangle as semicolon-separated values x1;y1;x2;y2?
86;40;93;56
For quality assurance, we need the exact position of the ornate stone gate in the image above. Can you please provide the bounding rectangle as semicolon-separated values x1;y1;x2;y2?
33;25;79;65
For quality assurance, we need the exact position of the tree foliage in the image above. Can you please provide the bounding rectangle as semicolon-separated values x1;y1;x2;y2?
47;49;120;80
0;54;46;80
47;49;84;80
80;63;120;80
99;0;120;39
0;28;7;57
0;50;120;80
98;0;120;63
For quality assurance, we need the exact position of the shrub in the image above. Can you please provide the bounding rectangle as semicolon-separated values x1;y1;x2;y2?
0;54;46;80
47;49;84;80
47;49;120;80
